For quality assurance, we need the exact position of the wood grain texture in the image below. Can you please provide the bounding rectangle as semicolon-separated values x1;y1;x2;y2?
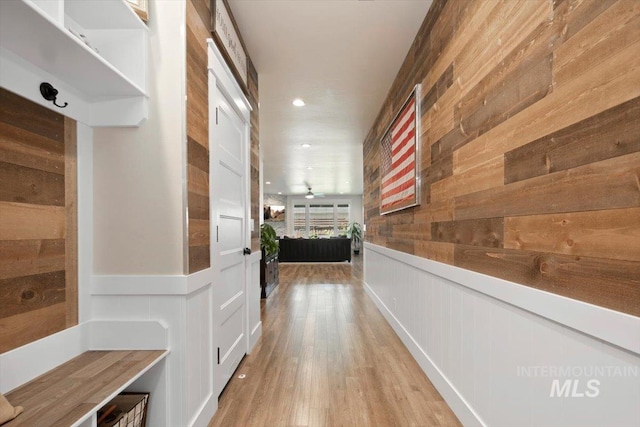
208;260;461;427
249;59;260;252
454;245;640;316
0;239;65;280
188;136;209;173
414;241;454;264
0;122;64;174
0;89;77;352
188;191;209;221
0;202;65;240
554;0;640;86
4;350;167;426
431;155;503;201
454;36;640;174
0;303;66;353
455;152;640;220
0;161;65;206
189;244;211;275
64;116;78;327
363;0;640;315
432;218;503;248
0;271;66;319
189;218;210;247
186;0;212;274
187;163;209;198
504;96;640;184
505;208;640;262
0;88;64;143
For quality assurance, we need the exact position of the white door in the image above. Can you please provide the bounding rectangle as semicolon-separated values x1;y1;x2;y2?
210;82;248;397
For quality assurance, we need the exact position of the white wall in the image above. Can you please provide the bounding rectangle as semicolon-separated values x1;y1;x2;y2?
92;0;187;275
364;243;640;427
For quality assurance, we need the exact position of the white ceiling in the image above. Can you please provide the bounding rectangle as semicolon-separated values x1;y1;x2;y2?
228;0;433;197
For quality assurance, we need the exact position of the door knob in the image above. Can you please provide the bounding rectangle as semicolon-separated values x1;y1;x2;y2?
243;248;252;255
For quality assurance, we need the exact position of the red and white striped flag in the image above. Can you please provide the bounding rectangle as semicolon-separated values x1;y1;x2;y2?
380;97;416;212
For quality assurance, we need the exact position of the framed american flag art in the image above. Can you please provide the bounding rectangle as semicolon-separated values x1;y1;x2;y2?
380;84;421;215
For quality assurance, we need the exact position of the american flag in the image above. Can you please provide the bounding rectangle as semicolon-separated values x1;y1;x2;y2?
380;96;416;212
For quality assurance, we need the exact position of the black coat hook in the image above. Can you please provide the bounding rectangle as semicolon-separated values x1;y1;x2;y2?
40;82;68;108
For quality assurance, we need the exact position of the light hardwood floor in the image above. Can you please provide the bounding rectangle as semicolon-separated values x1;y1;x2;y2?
208;256;461;427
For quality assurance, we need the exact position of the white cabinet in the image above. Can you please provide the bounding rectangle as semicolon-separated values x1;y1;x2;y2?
0;0;148;126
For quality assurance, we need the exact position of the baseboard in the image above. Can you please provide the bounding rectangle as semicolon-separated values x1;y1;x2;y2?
249;320;262;353
363;281;484;427
190;393;217;427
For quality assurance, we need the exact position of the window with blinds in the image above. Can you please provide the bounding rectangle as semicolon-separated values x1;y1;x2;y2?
291;201;351;237
293;204;306;237
309;204;334;236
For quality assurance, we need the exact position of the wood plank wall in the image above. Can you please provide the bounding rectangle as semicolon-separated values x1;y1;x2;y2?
248;57;260;253
0;88;78;353
363;0;640;316
186;0;260;274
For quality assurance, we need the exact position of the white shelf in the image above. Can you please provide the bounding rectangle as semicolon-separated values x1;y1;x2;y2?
0;0;149;126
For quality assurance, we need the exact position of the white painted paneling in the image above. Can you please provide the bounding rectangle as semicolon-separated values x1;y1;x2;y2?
149;295;187;426
364;243;640;427
247;252;262;351
89;320;167;350
91;276;217;427
126;359;168;427
0;324;87;394
187;286;212;423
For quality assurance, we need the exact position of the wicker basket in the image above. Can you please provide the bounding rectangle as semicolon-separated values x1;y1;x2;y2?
97;392;149;427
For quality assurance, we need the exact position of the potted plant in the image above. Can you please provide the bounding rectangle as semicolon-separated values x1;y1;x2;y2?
260;223;280;298
346;221;363;255
260;223;279;257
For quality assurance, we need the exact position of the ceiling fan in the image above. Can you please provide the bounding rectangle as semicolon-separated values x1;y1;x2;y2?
304;182;324;199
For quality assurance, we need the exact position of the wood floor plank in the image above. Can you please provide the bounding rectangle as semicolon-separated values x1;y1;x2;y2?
208;258;461;427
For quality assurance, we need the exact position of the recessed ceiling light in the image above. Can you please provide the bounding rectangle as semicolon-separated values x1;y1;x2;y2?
307;167;313;170
277;192;282;195
301;143;311;148
345;181;350;184
340;192;344;194
292;98;305;107
266;181;271;185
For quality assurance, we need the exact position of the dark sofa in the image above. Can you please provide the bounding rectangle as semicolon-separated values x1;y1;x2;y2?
278;237;351;262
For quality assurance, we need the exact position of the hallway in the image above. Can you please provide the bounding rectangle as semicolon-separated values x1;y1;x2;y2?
209;257;461;426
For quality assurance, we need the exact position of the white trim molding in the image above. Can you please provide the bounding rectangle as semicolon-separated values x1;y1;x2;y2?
92;268;213;296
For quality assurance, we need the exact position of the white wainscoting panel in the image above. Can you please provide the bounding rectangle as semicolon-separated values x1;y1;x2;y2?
247;251;262;352
92;269;216;426
0;324;87;394
187;285;215;426
364;243;640;427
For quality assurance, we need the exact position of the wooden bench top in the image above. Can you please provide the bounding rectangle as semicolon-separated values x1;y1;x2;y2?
4;350;168;427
